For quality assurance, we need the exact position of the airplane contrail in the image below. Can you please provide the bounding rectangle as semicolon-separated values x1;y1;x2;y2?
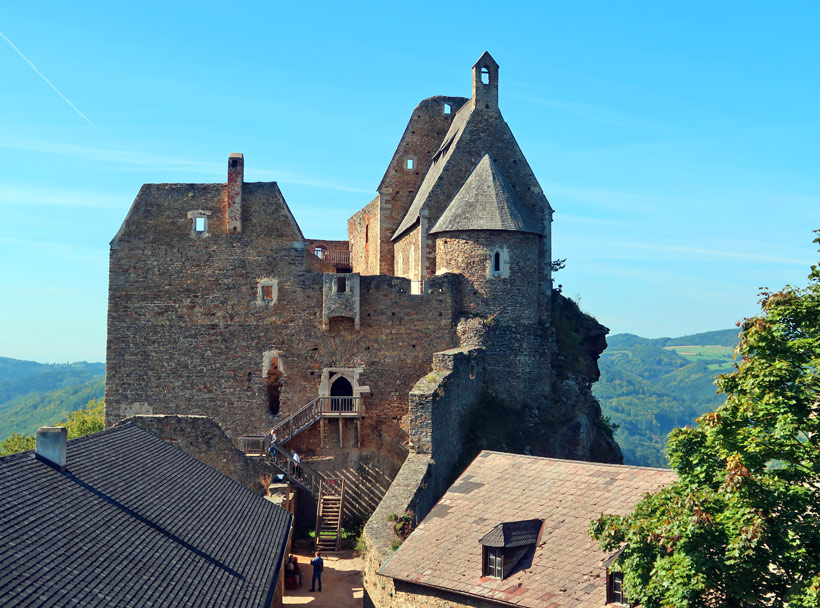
0;30;93;125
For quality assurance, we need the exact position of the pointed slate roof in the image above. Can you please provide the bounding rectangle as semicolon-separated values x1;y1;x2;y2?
429;154;542;235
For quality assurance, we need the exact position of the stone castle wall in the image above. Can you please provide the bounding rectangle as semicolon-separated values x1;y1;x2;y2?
355;96;468;276
435;230;540;325
106;183;462;455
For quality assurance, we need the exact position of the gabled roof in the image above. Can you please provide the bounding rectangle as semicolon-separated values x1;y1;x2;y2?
392;99;473;240
479;518;542;548
473;51;499;69
429;155;542;235
379;451;677;608
0;423;291;608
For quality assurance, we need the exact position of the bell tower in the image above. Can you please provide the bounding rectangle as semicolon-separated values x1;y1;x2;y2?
472;51;499;111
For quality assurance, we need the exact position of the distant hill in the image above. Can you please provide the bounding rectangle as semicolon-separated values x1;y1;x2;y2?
594;329;738;468
0;358;105;440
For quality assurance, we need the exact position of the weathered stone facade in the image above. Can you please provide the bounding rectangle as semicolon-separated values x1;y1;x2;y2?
106;53;621;535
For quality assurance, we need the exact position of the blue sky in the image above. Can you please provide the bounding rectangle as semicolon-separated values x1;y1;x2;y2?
1;1;818;363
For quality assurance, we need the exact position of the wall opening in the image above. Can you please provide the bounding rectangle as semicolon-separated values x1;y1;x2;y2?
444;102;452;114
365;224;369;244
261;285;273;301
265;360;282;416
481;66;490;85
406;158;415;170
494;251;501;272
314;246;325;259
194;217;206;232
336;276;347;293
330;375;353;412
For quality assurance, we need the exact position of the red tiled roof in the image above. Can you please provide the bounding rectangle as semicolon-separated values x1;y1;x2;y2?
379;451;677;607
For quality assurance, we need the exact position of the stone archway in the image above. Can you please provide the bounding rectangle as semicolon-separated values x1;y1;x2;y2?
329;375;354;412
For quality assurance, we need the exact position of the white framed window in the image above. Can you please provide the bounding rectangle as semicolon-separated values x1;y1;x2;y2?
406;158;415;170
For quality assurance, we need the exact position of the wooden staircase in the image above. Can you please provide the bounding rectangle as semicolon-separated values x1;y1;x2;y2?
315;478;345;553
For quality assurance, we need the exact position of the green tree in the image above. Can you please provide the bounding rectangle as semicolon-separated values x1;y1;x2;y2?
0;397;104;456
590;232;820;608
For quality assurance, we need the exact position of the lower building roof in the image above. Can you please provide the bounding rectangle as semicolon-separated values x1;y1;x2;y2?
379;451;676;608
0;422;291;608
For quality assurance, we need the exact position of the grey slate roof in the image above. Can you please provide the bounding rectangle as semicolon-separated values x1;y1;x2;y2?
479;519;543;548
429;154;542;235
0;423;291;608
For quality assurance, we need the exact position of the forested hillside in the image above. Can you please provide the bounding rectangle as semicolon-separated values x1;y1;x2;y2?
594;329;738;467
0;358;105;440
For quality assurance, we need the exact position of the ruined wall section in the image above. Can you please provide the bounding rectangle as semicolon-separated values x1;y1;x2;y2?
348;195;380;275
357;96;467;275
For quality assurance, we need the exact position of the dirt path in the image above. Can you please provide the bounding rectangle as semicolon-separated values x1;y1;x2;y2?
283;549;363;608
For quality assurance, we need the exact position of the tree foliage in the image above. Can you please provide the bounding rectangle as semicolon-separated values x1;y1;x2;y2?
590;231;820;607
0;397;105;456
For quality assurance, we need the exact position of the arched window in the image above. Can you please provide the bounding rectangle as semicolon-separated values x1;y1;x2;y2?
481;66;490;85
494;251;501;272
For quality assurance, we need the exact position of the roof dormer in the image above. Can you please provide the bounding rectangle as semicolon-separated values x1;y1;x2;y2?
480;518;542;580
472;51;499;111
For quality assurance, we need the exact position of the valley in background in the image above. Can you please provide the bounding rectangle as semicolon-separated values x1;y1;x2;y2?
0;327;738;468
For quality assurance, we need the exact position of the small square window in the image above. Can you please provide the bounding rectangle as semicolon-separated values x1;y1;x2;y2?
194;217;206;232
444;103;452;115
406;158;414;170
261;285;273;301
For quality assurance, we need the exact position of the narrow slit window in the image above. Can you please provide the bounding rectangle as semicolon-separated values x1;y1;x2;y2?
406;158;415;170
365;224;369;244
336;277;347;293
194;217;206;232
444;103;452;114
494;251;501;272
481;66;490;85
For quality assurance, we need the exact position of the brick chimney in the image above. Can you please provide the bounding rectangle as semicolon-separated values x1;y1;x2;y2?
35;426;67;471
227;153;244;234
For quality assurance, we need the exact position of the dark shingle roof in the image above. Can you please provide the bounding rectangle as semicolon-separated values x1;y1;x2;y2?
379;451;676;608
429;155;541;235
0;423;291;608
479;519;542;548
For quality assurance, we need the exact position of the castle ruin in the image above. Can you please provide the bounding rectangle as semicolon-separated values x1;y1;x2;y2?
105;52;621;522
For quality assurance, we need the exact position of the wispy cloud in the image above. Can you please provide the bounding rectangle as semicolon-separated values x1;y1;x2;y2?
0;184;127;209
0;31;93;125
608;241;808;266
504;93;666;132
0;137;373;194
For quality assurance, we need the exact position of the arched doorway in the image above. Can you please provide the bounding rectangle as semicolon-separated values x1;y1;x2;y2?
330;375;353;412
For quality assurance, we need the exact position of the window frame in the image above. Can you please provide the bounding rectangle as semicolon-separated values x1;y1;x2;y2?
483;547;503;579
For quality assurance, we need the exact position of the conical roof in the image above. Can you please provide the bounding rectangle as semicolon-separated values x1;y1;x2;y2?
429;154;542;235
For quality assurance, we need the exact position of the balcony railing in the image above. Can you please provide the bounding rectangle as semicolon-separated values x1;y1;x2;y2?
315;249;351;267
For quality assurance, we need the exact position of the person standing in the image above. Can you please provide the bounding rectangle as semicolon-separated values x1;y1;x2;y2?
292;451;301;479
309;551;323;592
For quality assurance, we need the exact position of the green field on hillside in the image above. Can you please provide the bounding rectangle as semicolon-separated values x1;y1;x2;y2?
595;329;738;468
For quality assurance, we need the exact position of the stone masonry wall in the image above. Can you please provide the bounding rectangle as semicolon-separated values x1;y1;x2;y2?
435;230;539;325
363;347;484;607
107;181;461;450
348;196;379;275
371;96;468;275
392;225;420;280
123;414;270;494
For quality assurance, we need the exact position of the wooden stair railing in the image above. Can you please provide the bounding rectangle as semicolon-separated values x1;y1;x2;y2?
269;396;362;445
315;478;345;553
264;443;324;498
